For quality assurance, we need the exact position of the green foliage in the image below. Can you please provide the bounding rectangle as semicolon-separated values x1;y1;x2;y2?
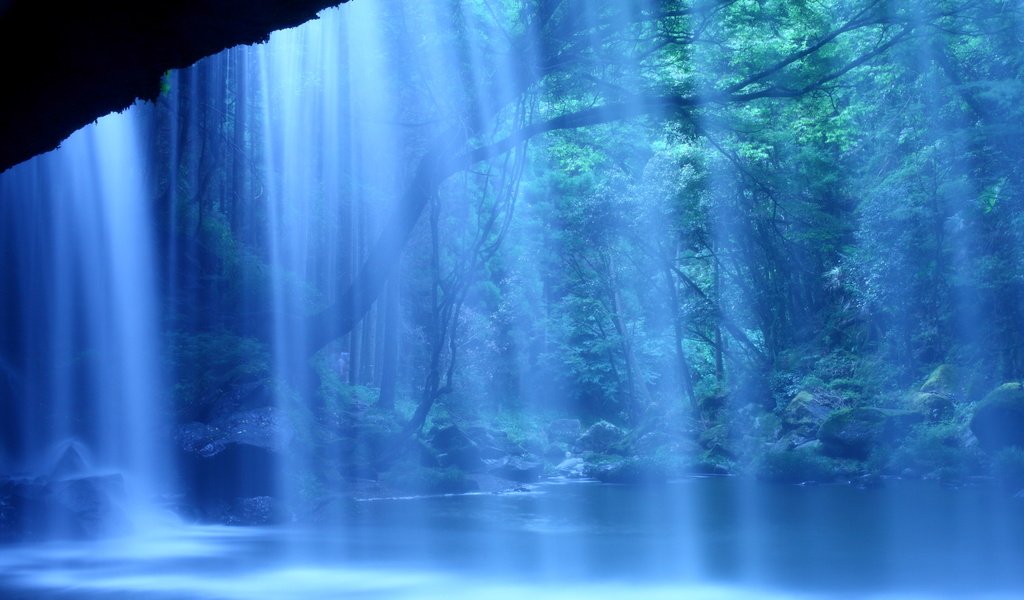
888;423;982;483
167;331;269;420
159;70;172;97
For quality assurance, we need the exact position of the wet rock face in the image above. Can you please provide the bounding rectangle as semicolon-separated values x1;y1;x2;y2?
0;0;351;173
178;406;289;457
0;445;131;541
971;383;1024;451
220;495;285;526
175;407;288;521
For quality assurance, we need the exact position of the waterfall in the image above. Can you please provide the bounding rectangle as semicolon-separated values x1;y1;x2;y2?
0;108;168;536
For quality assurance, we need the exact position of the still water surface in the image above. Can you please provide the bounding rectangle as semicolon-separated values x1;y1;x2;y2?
1;478;1021;599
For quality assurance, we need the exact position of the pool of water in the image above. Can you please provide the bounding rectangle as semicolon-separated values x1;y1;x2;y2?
1;478;1022;599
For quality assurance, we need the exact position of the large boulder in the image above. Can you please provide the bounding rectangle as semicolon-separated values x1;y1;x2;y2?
574;421;625;453
971;383;1024;451
0;473;130;541
489;455;544;483
175;406;289;521
818;407;922;459
546;419;582;444
1;442;132;540
178;406;289;458
587;457;668;484
911;392;954;421
782;391;834;434
464;426;523;459
428;425;485;472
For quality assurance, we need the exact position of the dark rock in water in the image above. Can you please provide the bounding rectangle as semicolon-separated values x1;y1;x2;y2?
574;421;625;453
175;405;293;520
689;461;730;476
0;473;130;541
428;425;485;472
490;455;544;483
48;443;89;480
47;474;131;537
818;407;922;460
176;442;277;521
588;457;667;484
971;383;1024;451
547;419;582;444
221;496;284;526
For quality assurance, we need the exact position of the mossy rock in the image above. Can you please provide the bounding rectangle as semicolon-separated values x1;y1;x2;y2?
574;420;625;453
970;383;1024;452
911;392;954;421
818;407;922;460
698;423;736;459
783;391;832;427
920;364;957;395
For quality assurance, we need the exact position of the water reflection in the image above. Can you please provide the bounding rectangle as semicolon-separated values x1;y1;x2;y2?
1;478;1021;599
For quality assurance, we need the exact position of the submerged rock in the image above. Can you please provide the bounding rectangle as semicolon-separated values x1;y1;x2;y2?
970;383;1024;451
0;473;130;541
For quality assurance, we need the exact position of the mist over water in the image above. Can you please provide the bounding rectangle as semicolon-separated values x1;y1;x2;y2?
2;1;1024;598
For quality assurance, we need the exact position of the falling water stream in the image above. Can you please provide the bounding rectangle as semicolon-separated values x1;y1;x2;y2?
1;2;1023;598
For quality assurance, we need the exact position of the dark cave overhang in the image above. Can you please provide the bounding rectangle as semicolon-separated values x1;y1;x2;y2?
0;0;350;174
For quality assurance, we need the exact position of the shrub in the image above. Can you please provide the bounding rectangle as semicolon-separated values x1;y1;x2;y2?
887;423;982;482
